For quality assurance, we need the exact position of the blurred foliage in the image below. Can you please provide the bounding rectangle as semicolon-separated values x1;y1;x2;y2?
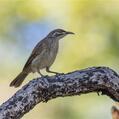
0;0;119;119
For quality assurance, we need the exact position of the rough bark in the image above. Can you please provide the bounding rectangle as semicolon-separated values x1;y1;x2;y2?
0;66;119;119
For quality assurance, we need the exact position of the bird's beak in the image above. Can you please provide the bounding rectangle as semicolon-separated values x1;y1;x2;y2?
66;31;75;35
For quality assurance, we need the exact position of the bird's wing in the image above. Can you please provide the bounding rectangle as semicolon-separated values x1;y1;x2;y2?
23;39;47;72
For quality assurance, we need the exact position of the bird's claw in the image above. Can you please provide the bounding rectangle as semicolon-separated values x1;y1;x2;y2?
56;73;64;76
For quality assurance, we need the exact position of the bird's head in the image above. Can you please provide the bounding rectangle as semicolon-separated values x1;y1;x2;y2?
47;29;74;40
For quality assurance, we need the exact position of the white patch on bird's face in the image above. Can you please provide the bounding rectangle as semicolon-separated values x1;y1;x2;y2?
53;32;60;37
47;29;68;40
52;31;66;40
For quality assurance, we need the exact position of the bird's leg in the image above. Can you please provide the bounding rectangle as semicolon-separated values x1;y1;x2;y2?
97;92;100;96
37;69;44;77
46;67;59;75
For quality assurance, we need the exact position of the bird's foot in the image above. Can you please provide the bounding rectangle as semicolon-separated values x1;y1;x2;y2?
55;72;64;76
43;75;49;78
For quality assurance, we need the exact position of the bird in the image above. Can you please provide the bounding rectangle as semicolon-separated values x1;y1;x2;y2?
10;29;74;87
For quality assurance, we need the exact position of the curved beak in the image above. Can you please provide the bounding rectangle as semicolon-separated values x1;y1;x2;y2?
66;31;75;35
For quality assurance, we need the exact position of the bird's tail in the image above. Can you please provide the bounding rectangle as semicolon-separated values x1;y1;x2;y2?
10;72;28;87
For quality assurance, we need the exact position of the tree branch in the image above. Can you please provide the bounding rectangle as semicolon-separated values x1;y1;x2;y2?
0;66;119;119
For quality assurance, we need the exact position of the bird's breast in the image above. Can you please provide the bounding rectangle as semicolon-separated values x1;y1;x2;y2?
31;41;59;72
47;41;59;66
